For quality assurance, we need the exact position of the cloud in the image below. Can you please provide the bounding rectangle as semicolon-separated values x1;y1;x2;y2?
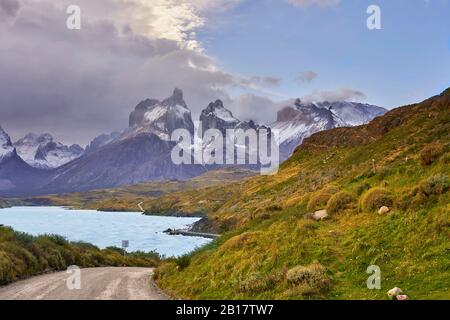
0;0;247;145
301;87;366;102
296;71;318;83
238;76;282;88
0;0;20;17
227;93;291;125
287;0;340;7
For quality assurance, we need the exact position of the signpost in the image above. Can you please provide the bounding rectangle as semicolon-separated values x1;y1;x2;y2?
122;240;129;256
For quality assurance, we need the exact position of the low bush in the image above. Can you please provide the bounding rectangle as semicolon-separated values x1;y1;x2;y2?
420;142;444;166
286;263;331;295
0;226;160;285
307;185;340;211
359;187;393;212
237;272;283;293
326;192;355;214
419;174;449;196
356;183;371;196
174;254;191;270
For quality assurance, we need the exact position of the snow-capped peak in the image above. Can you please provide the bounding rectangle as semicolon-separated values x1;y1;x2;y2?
128;88;195;141
14;133;84;169
201;100;240;124
271;99;387;160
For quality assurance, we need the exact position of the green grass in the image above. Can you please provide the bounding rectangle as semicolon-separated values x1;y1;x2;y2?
154;90;450;300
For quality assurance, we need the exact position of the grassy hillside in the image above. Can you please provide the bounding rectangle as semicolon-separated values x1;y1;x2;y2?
154;89;450;299
0;226;160;285
23;168;254;214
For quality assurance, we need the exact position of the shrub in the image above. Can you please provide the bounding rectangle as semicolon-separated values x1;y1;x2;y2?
0;227;160;285
440;152;450;165
356;183;371;196
420;142;444;166
326;192;355;214
307;193;331;211
359;187;393;212
322;184;340;195
307;185;340;211
286;264;331;294
237;272;282;293
174;254;191;270
419;174;449;196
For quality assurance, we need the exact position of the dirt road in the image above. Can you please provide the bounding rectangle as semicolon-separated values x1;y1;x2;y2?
0;267;169;300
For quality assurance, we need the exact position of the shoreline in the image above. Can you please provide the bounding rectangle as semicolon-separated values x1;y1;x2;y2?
163;228;219;239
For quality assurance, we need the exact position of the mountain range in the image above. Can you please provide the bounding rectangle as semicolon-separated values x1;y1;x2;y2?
272;99;387;160
14;133;84;169
0;89;386;197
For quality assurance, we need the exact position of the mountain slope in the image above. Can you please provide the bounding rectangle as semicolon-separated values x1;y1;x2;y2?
154;88;450;299
0;126;51;196
40;132;206;194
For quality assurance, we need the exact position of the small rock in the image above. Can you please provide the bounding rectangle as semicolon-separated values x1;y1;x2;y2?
378;206;390;215
387;287;403;298
312;210;329;221
396;295;409;301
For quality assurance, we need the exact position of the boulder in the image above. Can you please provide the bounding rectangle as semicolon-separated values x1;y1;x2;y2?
311;209;329;221
378;206;390;214
387;287;403;299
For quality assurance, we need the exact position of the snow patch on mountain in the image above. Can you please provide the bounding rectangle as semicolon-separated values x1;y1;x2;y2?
14;133;84;169
128;88;195;141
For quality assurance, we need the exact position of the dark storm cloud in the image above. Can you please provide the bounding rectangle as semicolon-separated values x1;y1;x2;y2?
0;1;245;145
0;0;20;17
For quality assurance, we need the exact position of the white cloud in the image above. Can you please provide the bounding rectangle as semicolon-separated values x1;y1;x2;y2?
296;71;318;83
227;94;292;125
301;87;366;102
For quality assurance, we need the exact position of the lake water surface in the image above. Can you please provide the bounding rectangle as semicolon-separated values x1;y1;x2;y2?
0;206;211;257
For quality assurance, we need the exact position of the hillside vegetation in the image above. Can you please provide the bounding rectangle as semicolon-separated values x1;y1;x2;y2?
154;89;450;299
0;226;160;285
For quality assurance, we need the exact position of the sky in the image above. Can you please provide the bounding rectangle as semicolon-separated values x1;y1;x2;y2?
0;0;449;145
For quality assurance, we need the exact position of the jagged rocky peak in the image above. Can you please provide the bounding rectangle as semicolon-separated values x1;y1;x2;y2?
200;99;240;135
13;133;84;169
0;125;15;161
128;88;195;140
85;131;121;154
164;87;187;108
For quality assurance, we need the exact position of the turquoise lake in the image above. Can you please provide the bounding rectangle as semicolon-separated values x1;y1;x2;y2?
0;206;211;257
